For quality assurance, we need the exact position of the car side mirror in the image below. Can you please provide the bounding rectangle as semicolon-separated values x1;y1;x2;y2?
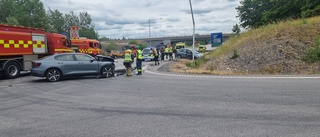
90;59;95;62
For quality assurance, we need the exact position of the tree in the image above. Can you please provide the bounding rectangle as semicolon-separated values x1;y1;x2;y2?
6;16;19;25
236;0;320;29
62;11;98;39
99;36;110;41
0;0;16;24
0;0;48;28
47;8;68;35
63;11;79;34
232;24;241;34
302;0;320;18
262;0;303;23
46;8;65;34
15;0;48;29
79;27;99;40
236;0;267;29
79;11;92;29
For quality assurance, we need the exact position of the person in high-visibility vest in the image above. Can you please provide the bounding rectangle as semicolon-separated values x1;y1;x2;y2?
168;46;173;61
165;46;169;60
123;49;134;76
154;48;160;65
136;45;143;75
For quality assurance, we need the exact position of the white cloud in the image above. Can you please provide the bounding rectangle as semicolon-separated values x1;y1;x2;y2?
41;0;241;39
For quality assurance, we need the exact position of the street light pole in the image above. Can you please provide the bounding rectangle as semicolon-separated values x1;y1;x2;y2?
148;18;162;47
148;19;151;46
189;0;195;61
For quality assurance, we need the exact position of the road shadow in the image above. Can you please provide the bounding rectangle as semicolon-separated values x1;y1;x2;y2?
0;72;31;80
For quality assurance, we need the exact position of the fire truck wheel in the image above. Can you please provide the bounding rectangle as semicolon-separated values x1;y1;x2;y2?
4;62;20;79
101;66;115;78
45;68;62;82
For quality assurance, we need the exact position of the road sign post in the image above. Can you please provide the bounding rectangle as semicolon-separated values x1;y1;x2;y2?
211;32;223;47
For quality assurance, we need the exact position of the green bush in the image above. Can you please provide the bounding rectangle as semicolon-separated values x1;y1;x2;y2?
230;49;240;59
105;42;118;51
302;36;320;63
185;56;208;68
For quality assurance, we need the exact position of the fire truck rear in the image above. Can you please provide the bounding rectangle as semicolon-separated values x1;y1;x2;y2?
0;24;72;79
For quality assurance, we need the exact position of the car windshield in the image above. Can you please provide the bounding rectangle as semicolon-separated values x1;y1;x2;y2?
176;46;183;49
143;49;150;54
190;49;199;54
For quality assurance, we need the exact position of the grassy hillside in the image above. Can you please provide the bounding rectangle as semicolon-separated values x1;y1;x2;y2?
170;17;320;75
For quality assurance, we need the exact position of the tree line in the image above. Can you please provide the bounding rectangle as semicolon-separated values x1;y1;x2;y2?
236;0;320;29
0;0;98;39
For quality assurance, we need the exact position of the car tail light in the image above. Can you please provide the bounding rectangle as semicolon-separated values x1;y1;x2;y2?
32;62;41;67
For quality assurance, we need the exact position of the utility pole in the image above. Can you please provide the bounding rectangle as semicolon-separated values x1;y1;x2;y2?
148;18;162;47
148;19;151;46
189;0;195;61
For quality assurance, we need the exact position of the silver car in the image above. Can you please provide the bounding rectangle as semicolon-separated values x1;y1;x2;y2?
176;48;204;59
30;53;115;82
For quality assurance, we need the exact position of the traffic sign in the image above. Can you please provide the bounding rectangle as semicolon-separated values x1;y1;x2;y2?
211;32;223;47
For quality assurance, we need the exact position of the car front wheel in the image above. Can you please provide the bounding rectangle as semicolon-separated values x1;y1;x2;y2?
176;55;182;59
101;66;115;78
46;68;62;82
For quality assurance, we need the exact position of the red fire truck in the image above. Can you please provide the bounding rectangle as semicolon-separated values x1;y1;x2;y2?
69;26;101;56
0;24;72;79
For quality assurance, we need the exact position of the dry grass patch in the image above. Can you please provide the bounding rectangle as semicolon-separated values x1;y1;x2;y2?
170;59;237;75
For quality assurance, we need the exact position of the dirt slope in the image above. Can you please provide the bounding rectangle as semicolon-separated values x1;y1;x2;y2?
169;17;320;75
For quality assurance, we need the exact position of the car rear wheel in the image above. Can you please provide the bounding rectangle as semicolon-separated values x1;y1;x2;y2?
176;55;182;59
46;68;62;82
101;66;115;78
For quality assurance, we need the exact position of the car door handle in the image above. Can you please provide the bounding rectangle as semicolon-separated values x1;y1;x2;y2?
57;62;63;64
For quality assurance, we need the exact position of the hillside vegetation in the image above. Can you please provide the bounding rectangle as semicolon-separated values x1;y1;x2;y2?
170;17;320;75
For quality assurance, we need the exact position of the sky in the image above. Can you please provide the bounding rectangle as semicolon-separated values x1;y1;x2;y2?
41;0;241;39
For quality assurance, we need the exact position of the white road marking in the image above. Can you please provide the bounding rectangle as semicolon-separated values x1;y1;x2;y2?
145;70;320;79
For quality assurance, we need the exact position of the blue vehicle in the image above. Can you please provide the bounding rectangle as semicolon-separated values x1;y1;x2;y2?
30;53;115;82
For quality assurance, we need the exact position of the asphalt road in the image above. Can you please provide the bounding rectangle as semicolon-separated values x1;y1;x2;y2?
0;60;320;137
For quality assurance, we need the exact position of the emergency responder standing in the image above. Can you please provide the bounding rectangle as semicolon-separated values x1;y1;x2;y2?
154;48;160;65
168;46;173;61
123;48;134;76
160;47;165;61
136;45;143;75
165;46;169;60
150;48;155;60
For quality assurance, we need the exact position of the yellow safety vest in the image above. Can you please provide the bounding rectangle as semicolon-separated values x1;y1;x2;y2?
137;50;142;59
165;48;169;53
168;47;173;53
124;49;132;62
